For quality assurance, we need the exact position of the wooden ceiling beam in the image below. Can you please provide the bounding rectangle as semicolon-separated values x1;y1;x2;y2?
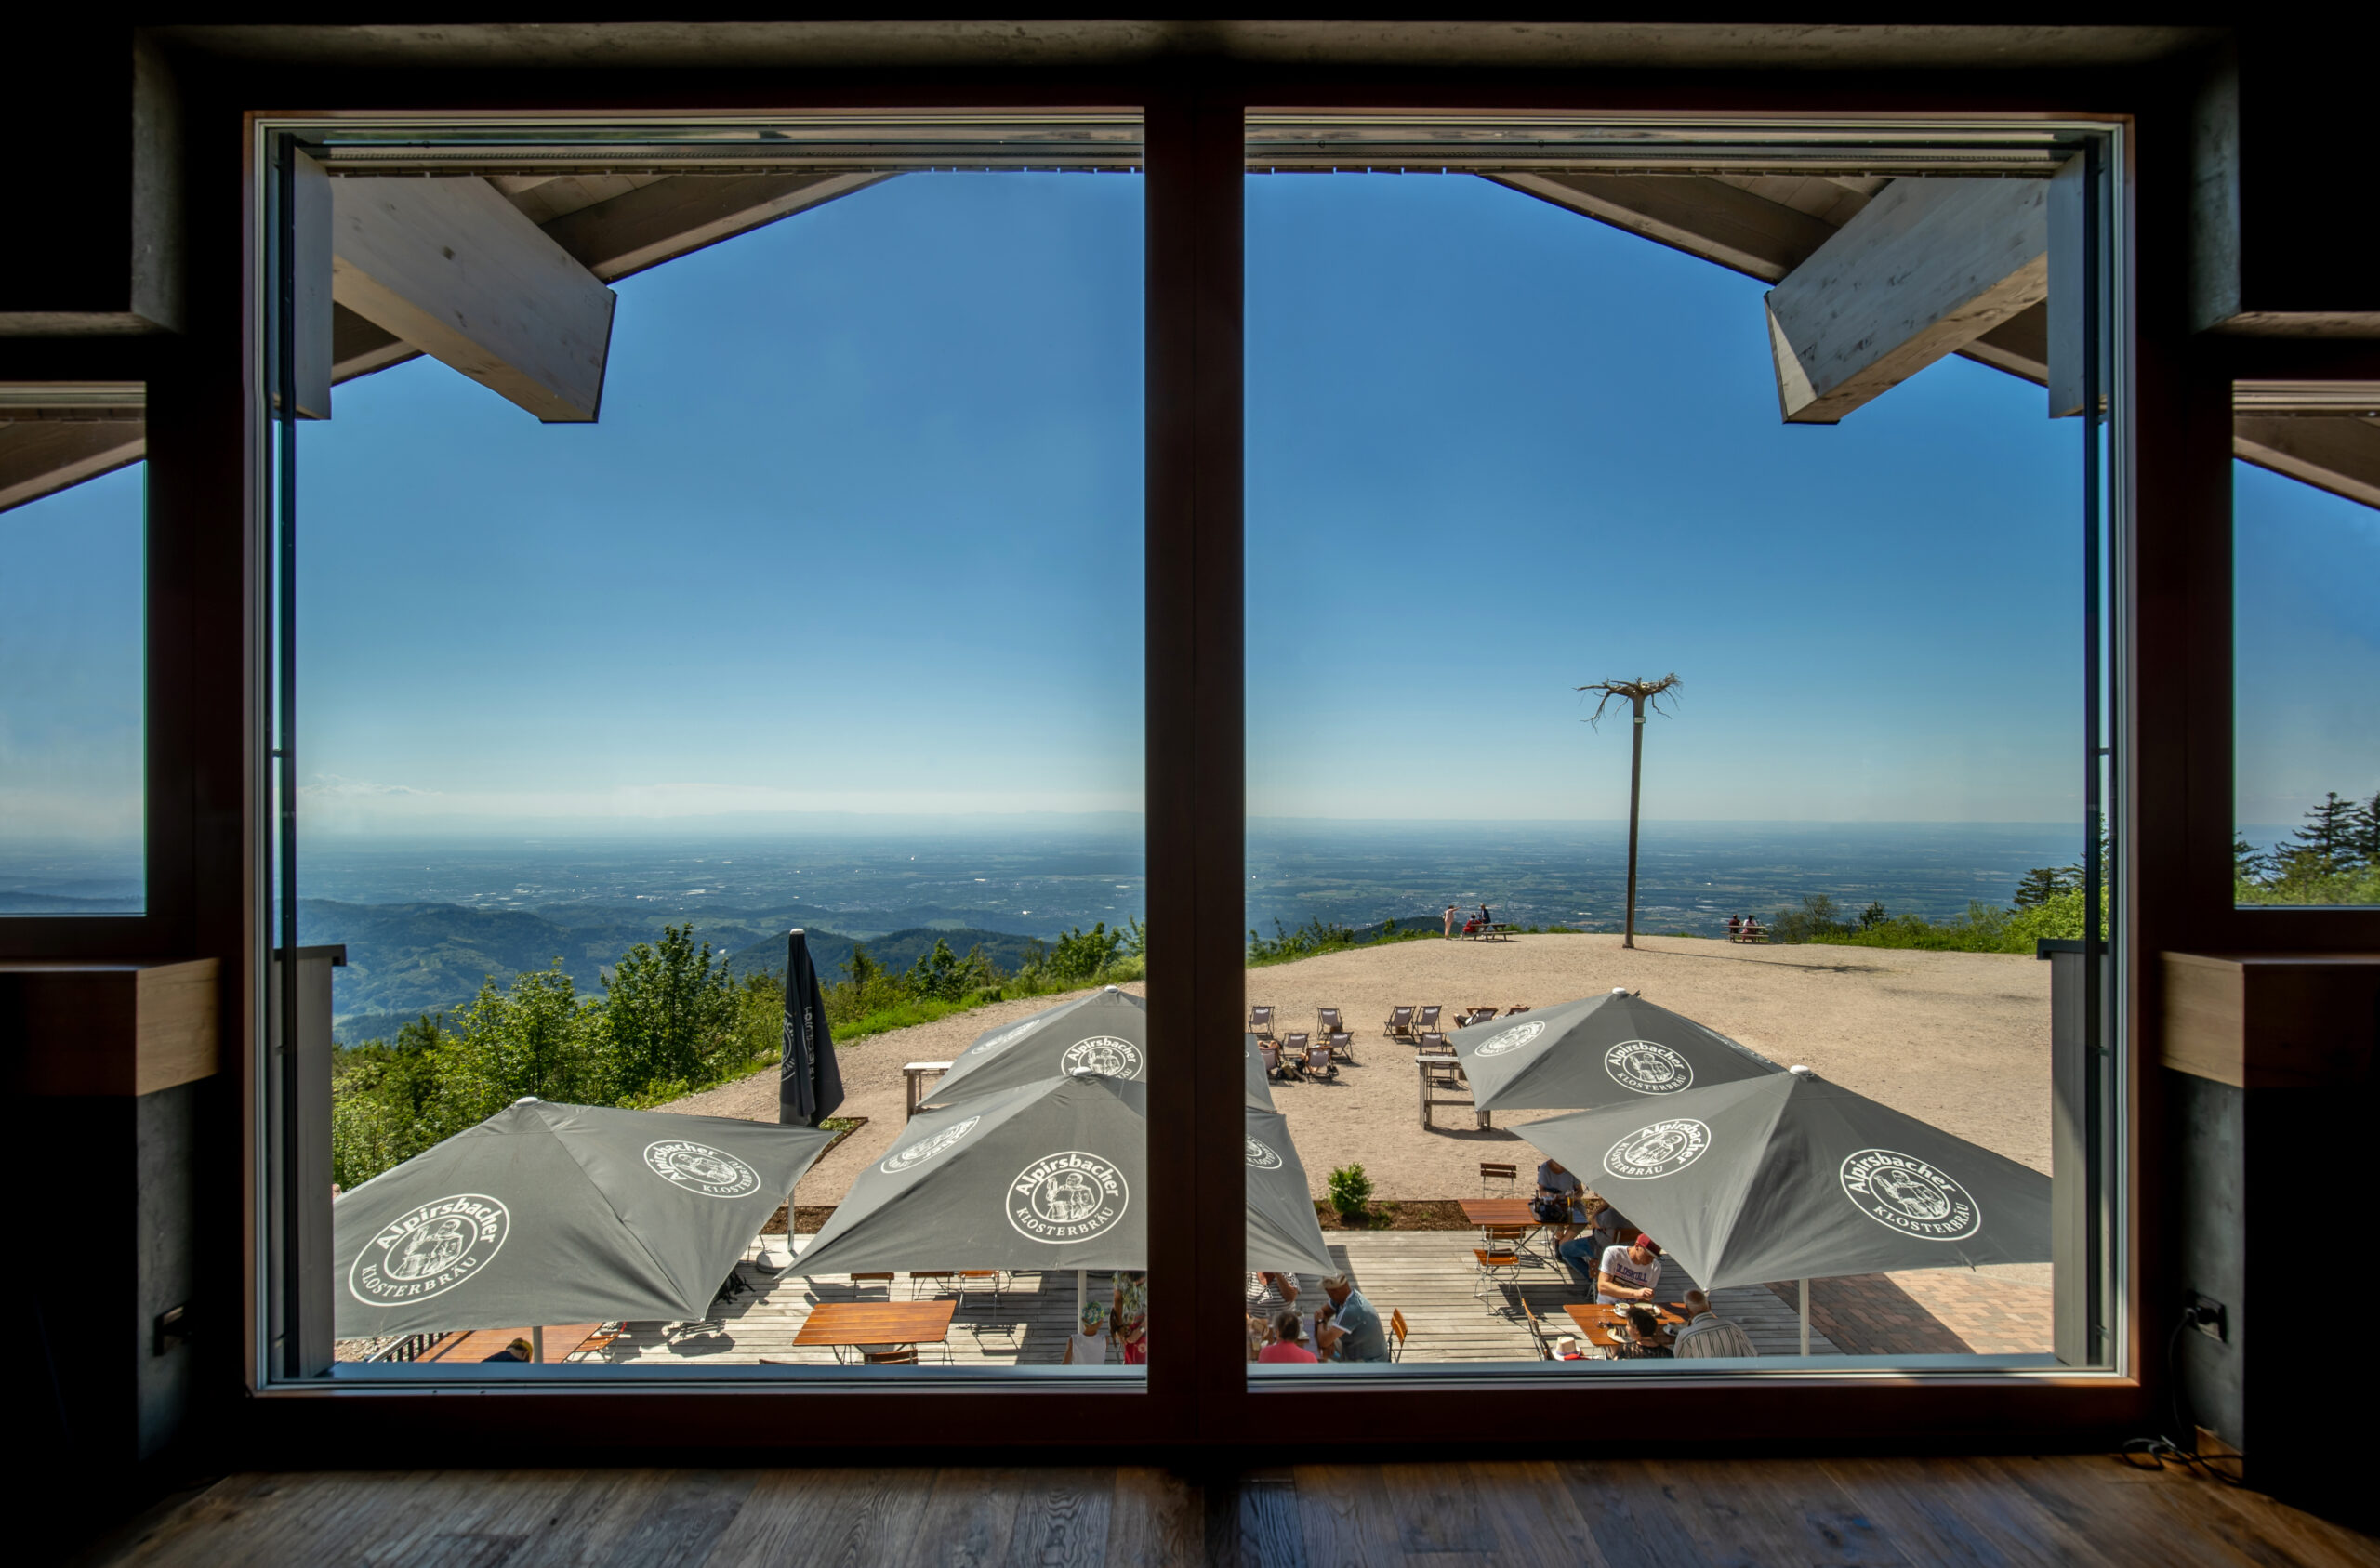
1487;171;1836;283
539;171;892;283
330;177;618;423
1765;177;2050;425
0;418;146;511
2232;415;2380;509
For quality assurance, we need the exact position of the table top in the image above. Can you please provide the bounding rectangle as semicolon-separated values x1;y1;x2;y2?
794;1299;959;1348
1562;1301;1689;1347
1459;1198;1540;1227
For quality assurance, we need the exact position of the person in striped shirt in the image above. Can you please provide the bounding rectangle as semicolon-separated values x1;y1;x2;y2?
1672;1288;1758;1359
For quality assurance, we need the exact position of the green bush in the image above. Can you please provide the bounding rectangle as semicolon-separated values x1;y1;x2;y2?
1327;1163;1374;1221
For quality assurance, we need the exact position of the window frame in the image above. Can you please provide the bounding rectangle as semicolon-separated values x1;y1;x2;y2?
157;51;2202;1458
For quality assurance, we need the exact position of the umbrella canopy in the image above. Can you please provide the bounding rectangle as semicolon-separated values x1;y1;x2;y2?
1452;988;1778;1112
923;988;1272;1111
926;986;1148;1107
335;1099;840;1337
796;1074;1334;1276
778;928;845;1126
1243;1105;1335;1274
1516;1068;2050;1290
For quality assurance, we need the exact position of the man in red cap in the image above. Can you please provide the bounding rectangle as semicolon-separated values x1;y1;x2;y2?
1596;1233;1664;1305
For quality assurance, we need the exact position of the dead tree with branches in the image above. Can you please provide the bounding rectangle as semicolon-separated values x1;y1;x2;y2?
1579;674;1683;950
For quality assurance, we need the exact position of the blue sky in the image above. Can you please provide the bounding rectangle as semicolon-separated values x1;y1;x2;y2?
7;168;2373;850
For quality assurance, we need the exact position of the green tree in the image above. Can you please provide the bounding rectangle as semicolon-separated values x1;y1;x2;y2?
2013;867;2076;909
604;923;739;1091
2354;792;2380;865
2232;829;2271;884
1858;901;1887;930
2290;791;2361;865
446;959;610;1109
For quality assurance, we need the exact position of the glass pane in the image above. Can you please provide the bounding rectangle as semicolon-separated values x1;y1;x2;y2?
296;146;1146;1375
0;457;144;914
2233;459;2380;906
1246;156;2095;1375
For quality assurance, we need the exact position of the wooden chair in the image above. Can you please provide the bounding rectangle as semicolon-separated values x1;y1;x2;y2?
1479;1161;1517;1195
906;1271;955;1299
850;1272;895;1298
1472;1242;1524;1300
1382;1004;1416;1038
1388;1308;1409;1363
1302;1041;1338;1081
1249;1005;1276;1038
1415;1005;1443;1033
1316;1007;1344;1034
861;1346;920;1366
1485;1221;1543;1269
1325;1030;1355;1063
953;1269;1005;1315
1518;1296;1556;1360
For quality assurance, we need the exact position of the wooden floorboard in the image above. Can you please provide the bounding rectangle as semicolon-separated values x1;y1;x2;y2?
83;1457;2379;1568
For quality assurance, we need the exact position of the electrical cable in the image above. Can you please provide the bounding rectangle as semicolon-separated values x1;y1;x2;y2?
2118;1312;2245;1483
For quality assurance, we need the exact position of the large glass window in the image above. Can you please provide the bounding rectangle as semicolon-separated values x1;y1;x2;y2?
1243;122;2118;1377
267;123;1151;1381
0;389;145;916
2232;398;2380;908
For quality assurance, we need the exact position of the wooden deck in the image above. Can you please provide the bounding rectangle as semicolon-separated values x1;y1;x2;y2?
593;1231;1834;1367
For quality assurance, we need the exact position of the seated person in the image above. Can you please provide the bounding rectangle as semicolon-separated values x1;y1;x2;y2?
1588;1197;1629;1256
1613;1303;1674;1359
481;1337;535;1364
1596;1234;1664;1305
1672;1288;1758;1359
1315;1272;1392;1362
1533;1158;1588;1240
1245;1271;1301;1315
1556;1231;1603;1292
1726;915;1742;940
1258;1310;1317;1364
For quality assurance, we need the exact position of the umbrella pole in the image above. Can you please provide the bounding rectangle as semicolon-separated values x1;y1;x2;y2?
1798;1280;1809;1356
533;1325;546;1364
1077;1270;1087;1320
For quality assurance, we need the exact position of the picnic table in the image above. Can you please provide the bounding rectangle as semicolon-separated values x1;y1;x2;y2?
1466;923;1514;942
1562;1299;1690;1354
903;1061;952;1119
794;1299;958;1364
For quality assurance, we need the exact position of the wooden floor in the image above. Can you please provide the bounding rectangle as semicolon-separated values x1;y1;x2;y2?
87;1457;2378;1567
596;1232;1837;1367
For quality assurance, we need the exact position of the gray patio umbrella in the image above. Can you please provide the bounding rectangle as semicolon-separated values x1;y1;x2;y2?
1518;1067;2050;1351
1452;988;1778;1113
922;988;1274;1111
334;1099;840;1338
795;1074;1334;1277
778;928;845;1127
926;986;1148;1107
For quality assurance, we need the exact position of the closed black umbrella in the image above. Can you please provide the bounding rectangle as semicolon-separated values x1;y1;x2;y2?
795;1074;1333;1276
1518;1067;2050;1349
778;928;845;1127
334;1099;840;1338
1453;988;1777;1113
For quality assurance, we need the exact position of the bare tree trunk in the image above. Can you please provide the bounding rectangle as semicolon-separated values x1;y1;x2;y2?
1623;698;1646;949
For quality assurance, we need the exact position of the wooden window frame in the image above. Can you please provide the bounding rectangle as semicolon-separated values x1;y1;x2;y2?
77;41;2294;1459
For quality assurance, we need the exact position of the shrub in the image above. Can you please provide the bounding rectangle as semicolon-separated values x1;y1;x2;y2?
1328;1163;1374;1221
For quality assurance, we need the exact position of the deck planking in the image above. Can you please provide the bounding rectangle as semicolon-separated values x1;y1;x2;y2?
593;1230;1832;1368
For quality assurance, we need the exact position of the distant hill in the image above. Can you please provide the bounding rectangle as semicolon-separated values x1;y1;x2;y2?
306;899;1068;1042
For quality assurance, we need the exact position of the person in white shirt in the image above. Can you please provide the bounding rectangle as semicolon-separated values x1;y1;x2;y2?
1595;1235;1663;1304
1672;1288;1757;1359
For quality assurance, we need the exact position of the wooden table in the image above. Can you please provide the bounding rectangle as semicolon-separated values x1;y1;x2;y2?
1457;1198;1540;1229
1563;1300;1690;1352
903;1061;952;1119
795;1299;958;1363
1419;1057;1491;1131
